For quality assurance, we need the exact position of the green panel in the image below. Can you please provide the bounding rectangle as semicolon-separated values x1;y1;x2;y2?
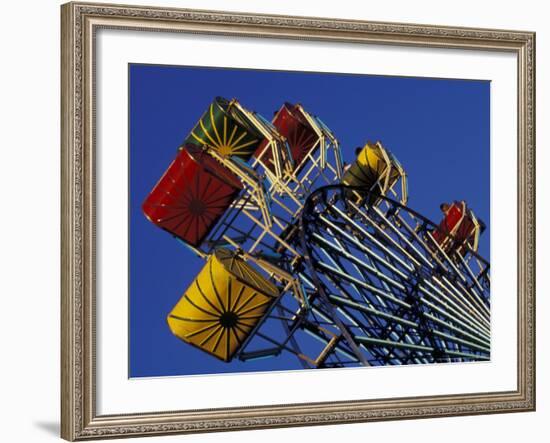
184;97;262;161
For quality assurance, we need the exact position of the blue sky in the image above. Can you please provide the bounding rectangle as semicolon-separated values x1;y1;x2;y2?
129;64;490;377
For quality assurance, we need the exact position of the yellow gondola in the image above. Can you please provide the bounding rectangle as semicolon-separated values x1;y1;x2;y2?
342;141;405;205
167;248;279;362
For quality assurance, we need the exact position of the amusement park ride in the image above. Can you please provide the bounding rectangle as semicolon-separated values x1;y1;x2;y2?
142;96;490;369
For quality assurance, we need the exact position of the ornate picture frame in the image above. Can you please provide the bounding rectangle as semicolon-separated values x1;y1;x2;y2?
61;2;535;440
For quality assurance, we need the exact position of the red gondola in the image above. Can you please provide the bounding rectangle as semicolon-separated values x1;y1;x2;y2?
432;201;479;253
256;103;318;173
142;144;243;247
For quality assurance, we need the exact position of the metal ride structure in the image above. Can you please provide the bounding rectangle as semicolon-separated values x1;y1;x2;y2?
142;96;490;370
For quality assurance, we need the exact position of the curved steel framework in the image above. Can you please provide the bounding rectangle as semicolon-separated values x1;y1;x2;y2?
296;186;490;366
143;96;490;369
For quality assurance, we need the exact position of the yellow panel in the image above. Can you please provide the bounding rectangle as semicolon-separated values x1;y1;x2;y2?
342;142;387;189
342;142;401;205
215;248;279;298
167;249;279;362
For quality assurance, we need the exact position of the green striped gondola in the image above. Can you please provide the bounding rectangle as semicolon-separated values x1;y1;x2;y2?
184;97;262;161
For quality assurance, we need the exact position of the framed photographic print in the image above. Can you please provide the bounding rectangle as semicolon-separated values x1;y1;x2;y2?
61;1;536;440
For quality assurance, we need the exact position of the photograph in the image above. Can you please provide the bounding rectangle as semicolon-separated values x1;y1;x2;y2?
130;64;491;377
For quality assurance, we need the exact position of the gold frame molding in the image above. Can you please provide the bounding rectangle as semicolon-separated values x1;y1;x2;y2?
61;2;536;440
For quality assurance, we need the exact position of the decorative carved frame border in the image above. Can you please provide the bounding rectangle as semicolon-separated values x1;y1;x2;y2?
61;2;536;440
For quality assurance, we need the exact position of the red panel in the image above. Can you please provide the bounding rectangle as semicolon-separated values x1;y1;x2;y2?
445;204;464;232
433;202;475;247
142;144;242;247
256;103;318;173
455;216;476;243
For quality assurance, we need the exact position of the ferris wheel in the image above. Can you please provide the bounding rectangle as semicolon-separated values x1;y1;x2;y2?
142;96;490;369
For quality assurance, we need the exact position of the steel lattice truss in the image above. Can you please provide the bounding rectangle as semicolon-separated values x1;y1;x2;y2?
297;186;490;366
